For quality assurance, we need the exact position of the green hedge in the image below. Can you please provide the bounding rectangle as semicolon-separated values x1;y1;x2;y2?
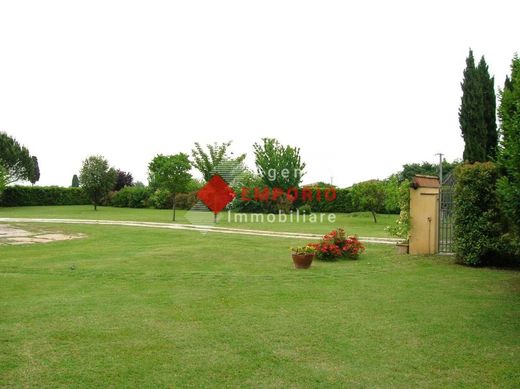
453;163;502;266
0;185;89;206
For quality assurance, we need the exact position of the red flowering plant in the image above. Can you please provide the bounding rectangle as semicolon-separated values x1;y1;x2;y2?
309;228;365;261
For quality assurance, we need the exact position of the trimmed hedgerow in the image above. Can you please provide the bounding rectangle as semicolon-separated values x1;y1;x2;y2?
453;163;502;266
0;185;89;206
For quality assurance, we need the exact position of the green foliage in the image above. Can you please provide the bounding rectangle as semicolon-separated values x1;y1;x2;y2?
79;155;117;211
350;180;386;223
148;153;192;220
0;186;89;206
71;174;80;188
191;141;246;182
29;156;40;185
111;186;150;208
175;192;198;210
459;50;496;163
0;132;35;184
398;160;460;183
253;138;306;190
0;165;6;194
478;56;498;159
454;163;502;266
383;175;400;214
148;189;173;209
497;55;520;243
386;180;411;240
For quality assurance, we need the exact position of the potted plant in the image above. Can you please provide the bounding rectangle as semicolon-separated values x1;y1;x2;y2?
291;245;316;269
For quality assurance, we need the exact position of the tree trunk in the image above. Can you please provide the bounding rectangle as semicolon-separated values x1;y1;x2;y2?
371;209;377;223
172;192;176;221
214;213;217;224
94;203;97;211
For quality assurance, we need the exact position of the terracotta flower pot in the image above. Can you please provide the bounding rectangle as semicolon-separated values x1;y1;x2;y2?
292;253;314;269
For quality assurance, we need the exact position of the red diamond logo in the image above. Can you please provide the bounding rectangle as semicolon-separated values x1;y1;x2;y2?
197;175;236;215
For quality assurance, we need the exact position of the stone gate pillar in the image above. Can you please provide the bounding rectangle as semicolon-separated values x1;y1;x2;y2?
409;175;440;255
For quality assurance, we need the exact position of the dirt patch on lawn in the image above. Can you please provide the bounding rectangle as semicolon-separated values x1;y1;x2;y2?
0;224;85;246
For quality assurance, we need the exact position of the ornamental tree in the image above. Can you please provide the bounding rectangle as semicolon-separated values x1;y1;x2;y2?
148;153;192;221
113;169;134;191
79;155;117;210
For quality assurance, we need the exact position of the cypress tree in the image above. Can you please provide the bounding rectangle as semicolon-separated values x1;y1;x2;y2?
477;56;498;160
71;174;80;188
459;50;487;162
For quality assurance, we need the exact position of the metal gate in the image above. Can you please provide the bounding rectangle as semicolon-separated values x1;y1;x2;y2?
438;173;455;253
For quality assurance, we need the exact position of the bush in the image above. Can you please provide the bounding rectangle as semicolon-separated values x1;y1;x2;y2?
0;186;89;206
175;192;198;210
386;179;411;240
148;189;173;209
453;163;502;266
298;203;312;215
111;186;150;208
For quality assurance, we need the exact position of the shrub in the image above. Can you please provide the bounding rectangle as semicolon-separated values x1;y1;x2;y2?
453;163;502;266
148;189;173;209
111;186;150;208
0;186;89;206
175;192;198;210
298;203;312;215
386;179;411;241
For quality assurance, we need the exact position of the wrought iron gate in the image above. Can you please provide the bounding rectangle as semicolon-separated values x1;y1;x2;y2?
438;173;455;253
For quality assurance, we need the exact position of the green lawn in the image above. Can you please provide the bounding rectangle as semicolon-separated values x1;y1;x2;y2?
1;222;518;387
0;206;396;237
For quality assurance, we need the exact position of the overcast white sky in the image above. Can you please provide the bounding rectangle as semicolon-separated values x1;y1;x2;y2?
0;1;518;187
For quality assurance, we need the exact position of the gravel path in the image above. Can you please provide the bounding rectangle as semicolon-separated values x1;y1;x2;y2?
0;218;400;245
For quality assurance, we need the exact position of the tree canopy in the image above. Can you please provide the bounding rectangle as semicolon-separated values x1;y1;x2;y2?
0;132;37;184
253;138;306;190
191;141;246;182
79;155;117;210
459;50;497;163
148;153;192;221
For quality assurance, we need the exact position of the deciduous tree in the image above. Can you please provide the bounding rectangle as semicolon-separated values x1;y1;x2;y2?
253;138;306;190
79;156;117;211
148;153;192;221
191;141;246;182
350;180;386;223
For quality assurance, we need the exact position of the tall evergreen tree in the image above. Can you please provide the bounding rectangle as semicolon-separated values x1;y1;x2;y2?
29;156;40;185
459;49;488;163
477;56;498;160
71;174;80;188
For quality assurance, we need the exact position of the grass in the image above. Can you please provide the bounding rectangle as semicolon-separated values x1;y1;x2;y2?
0;205;396;237
1;222;519;387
